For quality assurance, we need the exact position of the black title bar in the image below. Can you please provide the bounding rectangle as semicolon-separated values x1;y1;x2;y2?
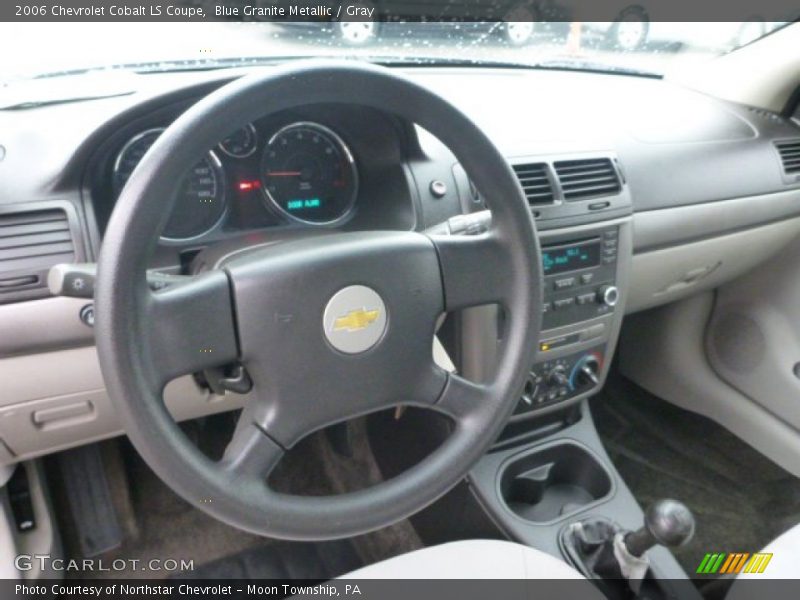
3;0;799;22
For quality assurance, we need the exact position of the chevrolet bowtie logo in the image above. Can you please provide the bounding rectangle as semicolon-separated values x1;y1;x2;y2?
333;308;380;332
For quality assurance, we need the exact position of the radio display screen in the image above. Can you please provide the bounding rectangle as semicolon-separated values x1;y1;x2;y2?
542;240;601;275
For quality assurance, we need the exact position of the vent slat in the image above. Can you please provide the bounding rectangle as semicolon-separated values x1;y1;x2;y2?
553;162;610;173
554;158;621;201
0;240;74;262
558;168;617;180
0;212;66;226
0;221;70;238
512;163;555;205
0;230;72;248
561;183;620;195
561;175;619;187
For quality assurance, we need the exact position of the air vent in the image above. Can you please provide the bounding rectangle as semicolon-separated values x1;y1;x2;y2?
776;140;800;174
554;158;622;201
512;163;555;205
0;208;75;302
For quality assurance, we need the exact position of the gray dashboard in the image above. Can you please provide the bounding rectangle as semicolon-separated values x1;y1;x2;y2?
1;64;799;309
2;65;799;241
2;63;800;465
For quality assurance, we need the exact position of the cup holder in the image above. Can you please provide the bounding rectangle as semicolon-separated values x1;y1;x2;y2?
499;441;612;523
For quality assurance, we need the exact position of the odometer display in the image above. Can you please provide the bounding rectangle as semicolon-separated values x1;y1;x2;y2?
261;122;357;225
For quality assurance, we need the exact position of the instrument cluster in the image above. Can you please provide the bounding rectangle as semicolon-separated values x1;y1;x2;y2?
111;119;360;243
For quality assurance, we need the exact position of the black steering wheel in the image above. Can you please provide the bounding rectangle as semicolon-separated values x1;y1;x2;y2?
95;61;542;540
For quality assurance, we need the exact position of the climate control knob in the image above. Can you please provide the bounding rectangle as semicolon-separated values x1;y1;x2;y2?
597;285;619;307
546;365;569;387
577;356;601;387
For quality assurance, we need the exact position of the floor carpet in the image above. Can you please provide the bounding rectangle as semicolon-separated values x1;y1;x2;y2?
592;374;800;583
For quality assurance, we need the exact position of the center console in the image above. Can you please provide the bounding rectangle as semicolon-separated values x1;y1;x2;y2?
448;155;699;596
516;223;626;416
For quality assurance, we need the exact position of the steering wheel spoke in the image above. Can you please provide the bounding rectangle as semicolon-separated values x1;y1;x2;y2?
429;232;513;311
433;371;495;422
144;270;239;389
222;406;285;479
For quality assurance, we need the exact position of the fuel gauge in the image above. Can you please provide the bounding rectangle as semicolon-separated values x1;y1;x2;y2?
219;123;258;158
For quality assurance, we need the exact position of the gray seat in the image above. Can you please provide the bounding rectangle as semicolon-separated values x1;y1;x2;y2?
340;539;593;580
730;522;800;581
341;525;800;585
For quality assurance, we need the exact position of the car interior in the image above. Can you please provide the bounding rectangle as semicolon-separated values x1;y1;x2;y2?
1;16;800;599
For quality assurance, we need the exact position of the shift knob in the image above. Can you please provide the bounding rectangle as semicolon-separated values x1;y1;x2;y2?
624;499;695;557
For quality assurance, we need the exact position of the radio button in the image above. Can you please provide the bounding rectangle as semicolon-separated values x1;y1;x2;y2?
554;298;575;310
576;293;596;305
580;273;594;285
554;277;576;290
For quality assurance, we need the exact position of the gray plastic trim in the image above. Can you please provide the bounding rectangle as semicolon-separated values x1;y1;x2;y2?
469;401;692;583
633;188;800;252
619;294;800;478
0;297;94;358
627;217;800;314
706;233;800;433
0;346;246;464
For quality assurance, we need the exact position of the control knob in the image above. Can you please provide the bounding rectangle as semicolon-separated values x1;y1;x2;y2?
576;356;600;387
546;365;569;388
597;285;619;307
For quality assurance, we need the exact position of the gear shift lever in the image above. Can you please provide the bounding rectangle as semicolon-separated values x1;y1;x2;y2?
624;499;696;557
561;498;696;588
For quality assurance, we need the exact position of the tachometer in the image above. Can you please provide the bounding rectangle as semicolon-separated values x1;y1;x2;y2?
113;128;226;241
260;122;358;225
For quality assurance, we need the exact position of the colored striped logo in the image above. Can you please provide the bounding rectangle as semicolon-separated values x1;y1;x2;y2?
696;552;773;575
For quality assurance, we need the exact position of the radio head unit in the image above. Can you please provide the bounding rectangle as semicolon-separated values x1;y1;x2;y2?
542;226;619;331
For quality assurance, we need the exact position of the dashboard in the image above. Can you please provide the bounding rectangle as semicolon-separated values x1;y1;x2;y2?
1;64;800;464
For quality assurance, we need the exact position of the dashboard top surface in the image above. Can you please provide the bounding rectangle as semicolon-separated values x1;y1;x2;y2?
1;64;799;230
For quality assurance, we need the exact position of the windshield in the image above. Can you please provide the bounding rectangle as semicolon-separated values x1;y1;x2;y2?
0;21;788;85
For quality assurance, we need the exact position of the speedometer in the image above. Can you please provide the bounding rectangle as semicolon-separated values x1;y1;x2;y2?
260;122;358;225
113;128;226;241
